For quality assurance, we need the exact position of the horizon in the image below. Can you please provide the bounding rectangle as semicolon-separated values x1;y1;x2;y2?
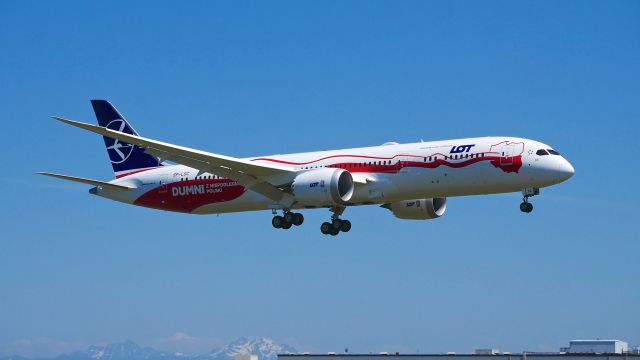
1;0;638;359
4;336;638;359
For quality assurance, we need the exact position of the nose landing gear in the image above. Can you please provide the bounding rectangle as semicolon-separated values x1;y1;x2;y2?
520;187;539;213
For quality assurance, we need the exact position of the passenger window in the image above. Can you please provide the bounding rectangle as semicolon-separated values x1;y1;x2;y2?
536;149;549;156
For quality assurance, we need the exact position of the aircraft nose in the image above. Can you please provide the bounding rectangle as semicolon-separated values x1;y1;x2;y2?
556;157;575;182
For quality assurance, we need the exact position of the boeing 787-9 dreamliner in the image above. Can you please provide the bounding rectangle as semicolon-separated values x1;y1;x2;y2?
38;100;574;235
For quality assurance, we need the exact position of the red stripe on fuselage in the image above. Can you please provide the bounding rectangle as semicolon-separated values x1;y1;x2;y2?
251;153;444;166
325;155;523;174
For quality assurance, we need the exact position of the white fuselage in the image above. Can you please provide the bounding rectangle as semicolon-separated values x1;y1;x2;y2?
94;136;574;215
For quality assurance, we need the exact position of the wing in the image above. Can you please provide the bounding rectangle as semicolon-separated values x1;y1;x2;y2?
52;117;296;207
35;172;135;190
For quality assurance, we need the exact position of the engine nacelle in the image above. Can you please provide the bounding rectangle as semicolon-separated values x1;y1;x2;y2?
291;168;354;206
382;198;447;220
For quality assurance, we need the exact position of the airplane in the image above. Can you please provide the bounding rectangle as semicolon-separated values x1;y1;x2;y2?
38;100;575;236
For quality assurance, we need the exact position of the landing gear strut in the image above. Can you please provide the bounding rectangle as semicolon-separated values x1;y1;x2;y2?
272;211;304;230
520;187;539;213
320;206;352;236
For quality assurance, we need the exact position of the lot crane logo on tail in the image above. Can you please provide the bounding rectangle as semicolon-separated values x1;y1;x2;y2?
105;119;135;164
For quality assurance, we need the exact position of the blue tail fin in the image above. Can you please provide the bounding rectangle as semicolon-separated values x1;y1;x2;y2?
90;100;162;178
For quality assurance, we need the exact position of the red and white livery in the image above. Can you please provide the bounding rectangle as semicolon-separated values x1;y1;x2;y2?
38;100;574;235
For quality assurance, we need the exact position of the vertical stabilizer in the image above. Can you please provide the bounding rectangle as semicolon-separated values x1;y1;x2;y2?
90;100;162;178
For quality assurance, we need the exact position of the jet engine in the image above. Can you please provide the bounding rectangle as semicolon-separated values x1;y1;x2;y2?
291;168;354;206
382;198;447;220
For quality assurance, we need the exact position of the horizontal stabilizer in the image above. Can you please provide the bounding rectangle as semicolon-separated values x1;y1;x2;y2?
35;172;135;190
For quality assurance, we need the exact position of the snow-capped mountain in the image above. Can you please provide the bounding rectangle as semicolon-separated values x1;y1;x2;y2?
209;337;297;360
0;338;297;360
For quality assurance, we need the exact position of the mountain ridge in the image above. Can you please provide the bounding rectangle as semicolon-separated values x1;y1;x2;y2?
0;337;297;360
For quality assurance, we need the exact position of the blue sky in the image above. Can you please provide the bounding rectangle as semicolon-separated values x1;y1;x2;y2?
1;0;639;357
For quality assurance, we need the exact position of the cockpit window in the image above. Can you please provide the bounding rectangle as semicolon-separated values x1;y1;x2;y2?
536;149;549;156
547;149;560;155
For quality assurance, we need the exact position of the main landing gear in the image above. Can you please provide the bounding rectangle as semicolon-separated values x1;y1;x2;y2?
520;187;539;213
320;206;352;236
272;211;304;230
270;207;353;235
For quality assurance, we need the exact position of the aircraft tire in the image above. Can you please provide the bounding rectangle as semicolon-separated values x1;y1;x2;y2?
520;202;534;213
272;215;284;228
520;202;528;212
340;220;351;232
292;213;304;226
320;222;332;235
284;212;295;223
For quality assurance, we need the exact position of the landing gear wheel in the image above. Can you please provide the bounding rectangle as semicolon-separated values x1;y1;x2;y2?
284;212;295;223
320;222;332;235
282;221;292;229
520;202;533;213
519;202;528;213
272;215;284;228
340;219;351;232
292;213;304;226
322;206;350;235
